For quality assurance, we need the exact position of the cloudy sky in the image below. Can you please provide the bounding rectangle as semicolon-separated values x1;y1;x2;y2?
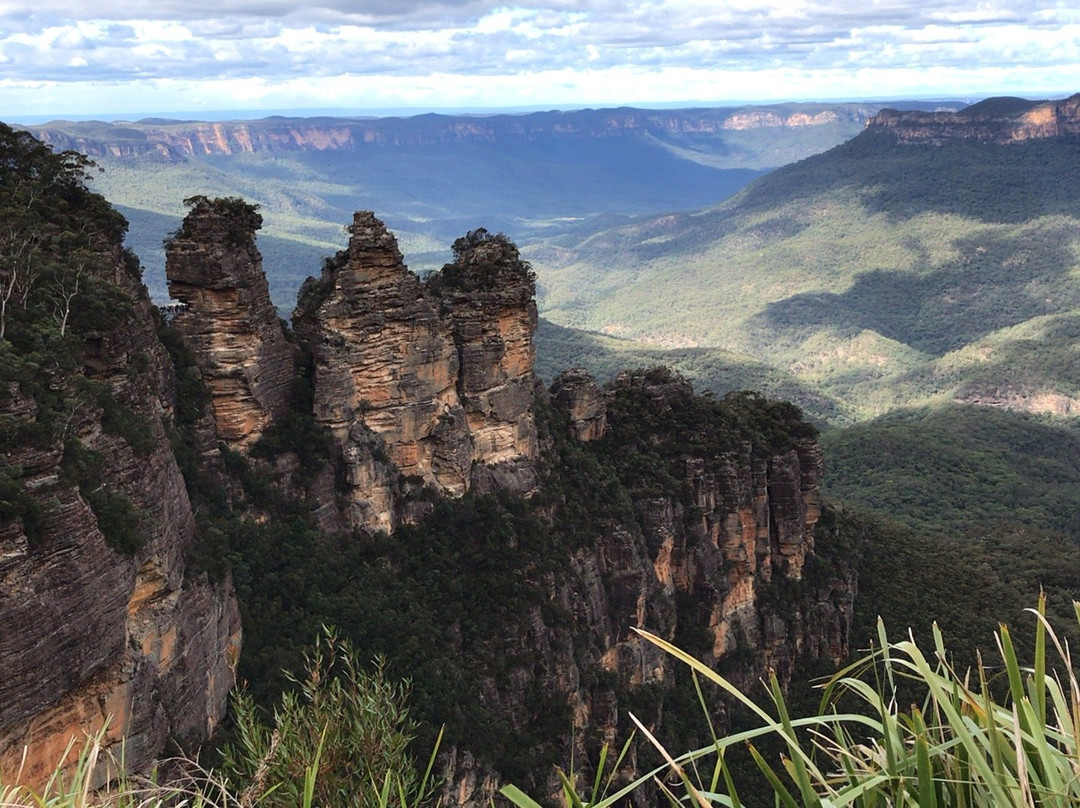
2;0;1079;119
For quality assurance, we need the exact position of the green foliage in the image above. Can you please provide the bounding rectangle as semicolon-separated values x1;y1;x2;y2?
227;492;567;783
95;385;156;458
428;228;535;296
822;404;1080;540
0;464;44;545
508;596;1080;808
166;195;263;248
61;438;144;555
83;487;143;555
593;368;815;504
158;322;211;425
220;627;437;808
0;122;129;348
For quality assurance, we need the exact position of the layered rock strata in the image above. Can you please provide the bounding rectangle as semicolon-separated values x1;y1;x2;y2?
436;230;540;481
165;197;297;448
29;105;880;159
868;93;1080;145
293;214;539;532
550;369;607;441
438;370;851;807
0;244;240;786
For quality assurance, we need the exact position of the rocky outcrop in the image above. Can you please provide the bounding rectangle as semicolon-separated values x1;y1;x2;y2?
868;94;1080;145
435;230;540;488
293;215;538;532
436;370;851;808
0;242;240;786
550;369;607;441
165;197;297;449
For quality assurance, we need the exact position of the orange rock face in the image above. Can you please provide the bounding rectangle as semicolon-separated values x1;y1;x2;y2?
165;198;298;449
868;93;1080;144
0;246;240;788
294;214;539;533
436;229;540;473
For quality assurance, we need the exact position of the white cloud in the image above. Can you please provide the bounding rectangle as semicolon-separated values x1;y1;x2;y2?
1;0;1078;116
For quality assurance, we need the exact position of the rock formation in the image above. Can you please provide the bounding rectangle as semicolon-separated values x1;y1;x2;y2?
436;369;851;807
550;369;607;441
293;214;539;532
435;229;540;482
165;196;297;449
868;93;1080;145
0;235;240;785
293;212;471;532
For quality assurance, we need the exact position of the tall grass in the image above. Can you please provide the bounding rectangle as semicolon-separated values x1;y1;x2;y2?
505;593;1080;808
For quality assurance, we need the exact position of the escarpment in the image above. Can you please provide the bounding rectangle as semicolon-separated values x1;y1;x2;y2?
435;369;852;807
0;128;239;785
867;93;1080;144
165;196;298;449
292;213;538;532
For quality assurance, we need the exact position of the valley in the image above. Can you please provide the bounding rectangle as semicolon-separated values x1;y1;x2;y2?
5;94;1080;806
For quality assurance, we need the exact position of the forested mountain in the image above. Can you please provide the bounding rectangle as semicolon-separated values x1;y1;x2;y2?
534;93;1080;422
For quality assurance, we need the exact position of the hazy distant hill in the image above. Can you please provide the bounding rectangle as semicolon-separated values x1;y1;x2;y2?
22;102;956;303
534;94;1080;421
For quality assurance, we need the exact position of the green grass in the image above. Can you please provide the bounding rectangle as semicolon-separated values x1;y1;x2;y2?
506;594;1080;808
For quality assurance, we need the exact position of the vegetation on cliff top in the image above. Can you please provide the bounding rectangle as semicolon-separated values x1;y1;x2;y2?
0;122;160;555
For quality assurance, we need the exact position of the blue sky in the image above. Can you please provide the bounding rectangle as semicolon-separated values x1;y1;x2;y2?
3;0;1079;119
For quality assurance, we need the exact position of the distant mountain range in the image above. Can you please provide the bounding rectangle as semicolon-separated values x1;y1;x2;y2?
29;103;897;160
20;101;961;304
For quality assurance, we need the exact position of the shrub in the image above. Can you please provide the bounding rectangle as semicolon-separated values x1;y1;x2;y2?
219;627;439;808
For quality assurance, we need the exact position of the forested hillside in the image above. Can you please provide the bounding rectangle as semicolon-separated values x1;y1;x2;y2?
534;96;1080;422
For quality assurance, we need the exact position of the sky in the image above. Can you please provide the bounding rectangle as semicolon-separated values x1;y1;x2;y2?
2;0;1079;120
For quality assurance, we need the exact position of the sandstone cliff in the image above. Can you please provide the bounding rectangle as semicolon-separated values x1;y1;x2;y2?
434;229;540;492
165;197;298;449
292;214;538;533
867;93;1080;145
27;105;882;159
435;370;851;807
0;165;240;783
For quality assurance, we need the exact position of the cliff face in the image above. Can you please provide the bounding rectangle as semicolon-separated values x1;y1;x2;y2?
165;197;298;449
293;214;538;533
867;93;1080;144
437;371;851;807
0;230;240;784
435;230;540;491
27;104;881;159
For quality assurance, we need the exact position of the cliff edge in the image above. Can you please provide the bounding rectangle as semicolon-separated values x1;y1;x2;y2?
867;93;1080;144
0;128;239;785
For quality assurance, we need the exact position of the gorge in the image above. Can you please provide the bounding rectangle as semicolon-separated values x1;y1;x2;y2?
0;129;853;803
